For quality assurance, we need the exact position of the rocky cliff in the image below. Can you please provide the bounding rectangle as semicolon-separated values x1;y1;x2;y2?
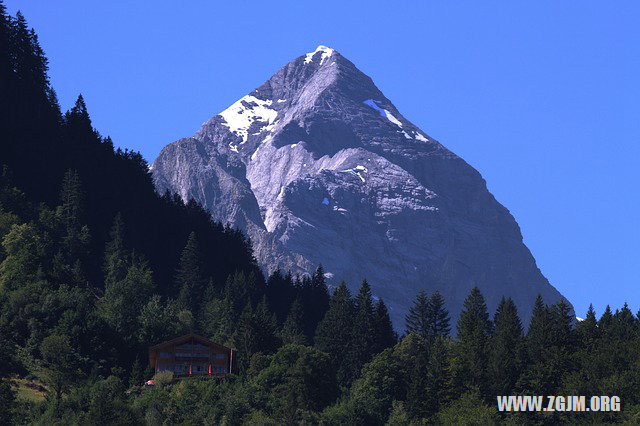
152;46;569;328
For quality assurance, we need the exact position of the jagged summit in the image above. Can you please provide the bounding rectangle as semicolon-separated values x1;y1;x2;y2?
152;46;570;328
304;45;336;65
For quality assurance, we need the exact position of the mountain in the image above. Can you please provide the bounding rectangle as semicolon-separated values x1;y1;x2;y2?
152;45;569;328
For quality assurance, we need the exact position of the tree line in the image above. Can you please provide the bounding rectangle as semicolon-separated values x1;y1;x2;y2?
1;4;639;424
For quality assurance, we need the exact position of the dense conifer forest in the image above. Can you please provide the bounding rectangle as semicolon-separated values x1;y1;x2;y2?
1;5;639;424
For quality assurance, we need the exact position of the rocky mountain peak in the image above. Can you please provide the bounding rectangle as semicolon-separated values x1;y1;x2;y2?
152;46;570;329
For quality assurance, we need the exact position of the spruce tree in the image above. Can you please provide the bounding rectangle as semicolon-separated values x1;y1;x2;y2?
103;213;127;287
454;286;492;395
405;290;429;338
516;295;564;396
576;304;598;348
57;169;89;265
314;282;355;386
300;265;330;342
280;297;307;345
525;295;551;363
349;279;377;379
233;298;279;373
265;268;295;323
489;297;524;396
101;254;155;343
427;290;451;338
372;298;396;353
175;232;205;312
612;302;638;340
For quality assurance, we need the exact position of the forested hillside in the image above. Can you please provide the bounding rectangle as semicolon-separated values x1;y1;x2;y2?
1;4;640;425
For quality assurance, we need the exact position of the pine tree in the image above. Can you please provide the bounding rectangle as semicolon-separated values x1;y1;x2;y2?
265;268;295;323
175;232;205;312
612;302;638;340
57;169;90;266
233;298;280;373
101;254;155;342
406;334;450;419
280;297;307;345
349;279;377;379
599;304;613;334
549;298;574;348
103;213;127;287
372;298;396;353
453;287;492;395
427;290;451;338
129;356;144;388
405;289;429;338
525;295;550;362
299;265;330;342
489;297;524;396
576;304;598;349
516;295;566;396
314;282;355;386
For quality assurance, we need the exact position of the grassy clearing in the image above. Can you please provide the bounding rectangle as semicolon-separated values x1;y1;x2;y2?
11;378;48;402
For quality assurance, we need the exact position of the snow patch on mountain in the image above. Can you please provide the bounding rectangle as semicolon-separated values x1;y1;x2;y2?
152;45;572;329
219;95;278;145
414;132;428;142
363;99;403;128
304;45;334;65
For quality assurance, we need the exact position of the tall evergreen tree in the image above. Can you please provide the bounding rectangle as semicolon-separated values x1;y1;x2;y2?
101;254;155;343
525;295;551;361
453;287;492;395
315;282;355;386
427;290;451;338
349;279;377;379
516;295;570;396
489;297;524;396
265;268;295;323
599;304;613;334
299;265;330;342
103;213;127;287
280;297;307;345
233;297;280;373
175;231;205;312
612;302;638;340
57;169;89;265
405;290;429;338
576;303;598;345
372;298;396;353
549;298;574;348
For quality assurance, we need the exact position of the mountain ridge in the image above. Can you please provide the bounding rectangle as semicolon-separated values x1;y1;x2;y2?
152;45;570;328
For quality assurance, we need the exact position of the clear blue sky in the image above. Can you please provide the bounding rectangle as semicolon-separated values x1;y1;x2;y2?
7;1;639;319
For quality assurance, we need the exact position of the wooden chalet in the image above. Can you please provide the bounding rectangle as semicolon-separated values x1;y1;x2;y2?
149;333;233;377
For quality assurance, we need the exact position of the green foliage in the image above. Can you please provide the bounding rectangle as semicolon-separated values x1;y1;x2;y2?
1;6;640;425
232;298;280;373
100;255;155;343
0;223;45;290
405;289;451;341
280;297;307;345
372;298;396;353
175;231;206;313
489;297;524;396
38;334;80;408
452;286;492;396
252;344;338;422
436;390;499;425
427;290;451;338
138;295;191;346
152;371;174;387
314;282;355;385
405;289;429;338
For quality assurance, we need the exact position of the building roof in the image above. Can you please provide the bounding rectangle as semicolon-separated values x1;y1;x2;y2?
149;332;232;353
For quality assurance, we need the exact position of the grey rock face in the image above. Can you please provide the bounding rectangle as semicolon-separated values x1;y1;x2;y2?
152;46;569;328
